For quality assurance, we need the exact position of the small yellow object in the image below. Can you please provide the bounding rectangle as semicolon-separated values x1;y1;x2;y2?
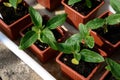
71;58;79;65
3;2;12;7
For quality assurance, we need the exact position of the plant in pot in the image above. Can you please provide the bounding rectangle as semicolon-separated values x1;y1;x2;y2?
56;23;106;80
19;6;67;63
100;58;120;80
37;0;61;11
86;0;120;54
61;0;104;29
0;0;31;40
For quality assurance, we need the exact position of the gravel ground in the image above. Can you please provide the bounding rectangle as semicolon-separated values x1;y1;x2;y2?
0;42;42;80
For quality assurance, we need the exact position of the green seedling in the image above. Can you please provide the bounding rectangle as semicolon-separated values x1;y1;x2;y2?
3;0;22;10
86;0;120;33
19;6;67;50
57;23;104;65
105;58;120;79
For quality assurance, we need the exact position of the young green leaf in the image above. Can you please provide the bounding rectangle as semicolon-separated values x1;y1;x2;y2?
105;58;120;80
40;28;57;50
57;35;80;53
67;33;82;43
29;6;43;29
85;36;94;49
68;0;81;5
85;0;92;8
106;14;120;25
64;33;81;53
81;49;104;63
74;52;81;62
86;18;104;29
32;26;40;33
19;31;38;49
9;0;18;9
56;43;73;53
110;0;120;13
46;14;67;29
79;23;89;39
105;65;111;71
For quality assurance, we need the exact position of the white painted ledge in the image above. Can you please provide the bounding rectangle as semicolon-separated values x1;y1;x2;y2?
0;31;56;80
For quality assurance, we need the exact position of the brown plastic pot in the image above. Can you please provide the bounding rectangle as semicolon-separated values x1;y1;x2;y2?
90;11;120;55
20;15;67;63
0;1;31;40
61;0;104;29
37;0;61;11
56;46;107;80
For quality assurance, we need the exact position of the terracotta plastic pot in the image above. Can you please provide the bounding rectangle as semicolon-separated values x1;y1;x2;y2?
37;0;61;11
20;15;67;63
61;0;104;29
56;46;107;80
0;1;31;40
90;11;120;55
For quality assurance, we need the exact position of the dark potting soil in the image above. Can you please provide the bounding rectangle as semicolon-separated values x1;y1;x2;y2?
0;1;28;25
104;72;116;80
94;24;120;45
65;0;102;16
60;54;98;77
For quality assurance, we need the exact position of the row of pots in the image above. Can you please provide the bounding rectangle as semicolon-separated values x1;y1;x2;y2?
0;0;120;80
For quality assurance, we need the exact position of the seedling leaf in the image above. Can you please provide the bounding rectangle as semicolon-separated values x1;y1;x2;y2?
106;58;120;80
9;0;18;9
19;31;38;49
68;0;81;5
81;49;104;63
110;0;120;13
46;14;67;29
85;36;94;49
86;18;104;29
106;14;120;25
29;7;42;29
40;28;57;50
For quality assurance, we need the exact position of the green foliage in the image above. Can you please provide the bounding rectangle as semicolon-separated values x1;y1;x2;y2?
81;49;104;63
79;24;94;48
105;58;120;80
68;0;81;5
19;6;67;50
85;0;92;8
3;0;22;10
19;31;38;49
106;14;120;25
57;23;104;65
86;0;120;33
110;0;120;13
68;0;92;8
85;0;120;78
57;33;81;53
29;6;43;28
46;14;67;29
86;18;105;29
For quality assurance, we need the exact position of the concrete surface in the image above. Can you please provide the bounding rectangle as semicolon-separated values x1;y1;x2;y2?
0;42;43;80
